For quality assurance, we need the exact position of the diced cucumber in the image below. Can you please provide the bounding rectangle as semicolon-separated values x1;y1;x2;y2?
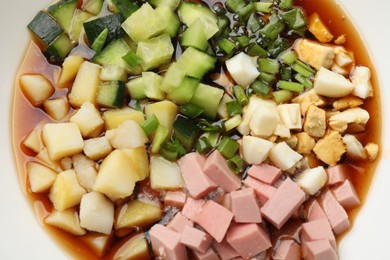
107;0;120;13
190;83;224;119
173;115;200;151
48;0;78;33
126;77;146;100
136;34;174;71
149;0;180;10
114;0;140;18
142;72;165;100
122;50;142;68
91;28;108;53
178;2;219;39
69;10;93;42
84;13;125;46
100;64;128;82
177;47;216;79
121;3;165;43
96;81;126;108
180;18;208;51
44;33;74;63
160;62;186;93
83;0;104;15
27;11;64;46
167;76;199;105
156;6;180;38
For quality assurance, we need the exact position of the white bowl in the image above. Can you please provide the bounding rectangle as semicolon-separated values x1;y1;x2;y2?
0;0;389;259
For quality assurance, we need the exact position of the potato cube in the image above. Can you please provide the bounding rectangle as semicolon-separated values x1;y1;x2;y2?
121;147;149;181
80;191;114;235
43;97;70;121
60;157;73;171
42;122;84;161
144;101;178;137
19;74;54;106
93;150;138;200
79;233;113;258
114;234;150;260
115;200;162;229
103;107;145;130
105;120;148;149
23;122;45;153
35;148;61;171
58;55;84;87
27;162;57;193
73;154;97;192
150;156;184;190
83;136;113;161
69;102;104;138
49;170;87;211
45;208;86;236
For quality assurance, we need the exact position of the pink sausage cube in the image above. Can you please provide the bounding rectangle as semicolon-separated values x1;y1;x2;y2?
182;197;205;221
326;165;347;186
195;200;233;242
261;178;306;229
306;200;327;222
178;153;218;199
273;240;301;260
320;190;350;235
226;223;271;259
306;240;338;260
301;219;336;249
222;193;232;211
167;212;193;232
248;163;282;185
231;188;262;223
193;247;219;260
203;150;241;192
164;191;187;209
244;176;276;206
212;239;240;259
149;224;188;260
332;179;361;209
180;225;213;254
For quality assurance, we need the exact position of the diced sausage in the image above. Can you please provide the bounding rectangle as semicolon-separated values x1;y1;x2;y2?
182;198;205;221
247;163;282;185
320;190;350;235
164;191;187;209
243;176;277;206
306;240;338;260
180;225;213;254
273;240;301;260
167;212;193;232
332;179;361;209
231;188;262;223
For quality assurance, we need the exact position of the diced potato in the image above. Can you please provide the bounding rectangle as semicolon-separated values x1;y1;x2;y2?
295;166;327;195
308;12;333;43
60;157;73;171
343;134;367;160
69;61;102;108
225;52;260;87
115;200;162;229
113;233;150;260
103;107;145;130
269;142;303;171
93;150;138;200
241;135;274;165
73;154;98;192
217;94;233;119
58;55;84;87
23;122;45;153
19;74;55;106
83;136;113;161
314;67;354;98
43;97;70;121
27;162;57;193
106;120;148;149
49;170;87;211
144;100;179;137
79;233;113;258
80;191;114;235
121;147;150;181
45;208;86;236
69;102;104;138
277;104;302;130
150;156;184;190
35;148;61;171
42;122;84;161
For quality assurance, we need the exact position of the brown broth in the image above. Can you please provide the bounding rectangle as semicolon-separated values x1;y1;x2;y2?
12;0;382;258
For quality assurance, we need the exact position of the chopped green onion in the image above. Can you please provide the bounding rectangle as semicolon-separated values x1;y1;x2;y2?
232;85;249;106
204;132;220;147
160;142;179;161
272;89;293;103
217;38;237;55
122;50;142;68
267;38;290;58
227;155;245;174
259;72;276;85
254;2;273;13
247;14;262;32
258;58;280;74
196;136;211;153
279;0;293;10
292;60;316;77
180;103;204;119
237;3;255;20
260;16;285;41
280;66;292;81
217;136;240;158
226;0;245;13
295;73;313;89
251;80;271;96
223;114;243;132
151;125;169;154
280;49;298;65
247;44;267;57
236;35;250;47
226;101;242;116
216;16;230;38
198;120;221;132
280;8;307;29
278;80;304;92
91;28;108;53
141;114;160;136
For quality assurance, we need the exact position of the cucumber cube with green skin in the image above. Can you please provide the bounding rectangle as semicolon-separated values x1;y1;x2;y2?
96;81;126;108
27;11;64;46
173;115;201;151
126;77;146;100
167;76;199;105
149;0;180;10
48;0;78;33
160;62;186;93
137;34;174;71
100;64;128;82
156;6;180;38
84;13;126;46
83;0;104;15
142;72;165;100
190;83;224;119
44;33;74;63
177;47;216;79
121;3;165;43
113;0;140;18
181;18;209;51
69;10;93;42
